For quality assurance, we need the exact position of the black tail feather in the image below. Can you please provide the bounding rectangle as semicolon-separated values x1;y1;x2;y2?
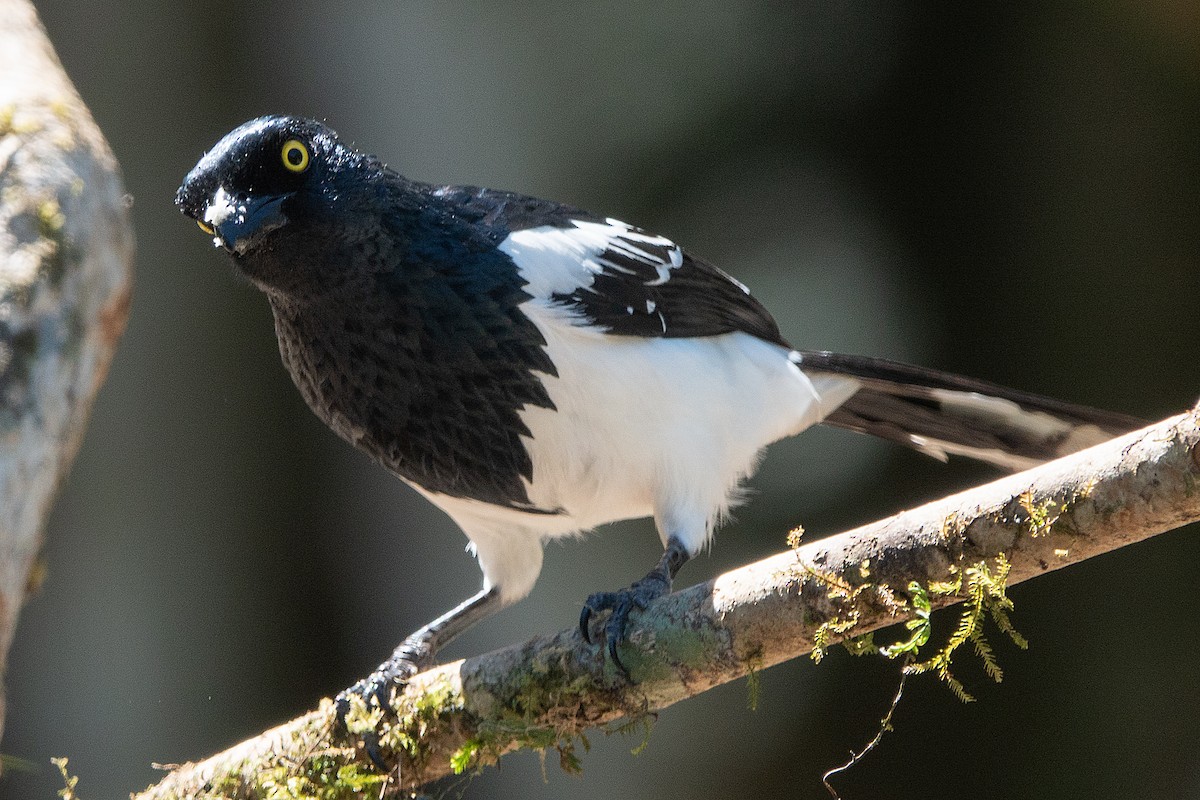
799;351;1146;470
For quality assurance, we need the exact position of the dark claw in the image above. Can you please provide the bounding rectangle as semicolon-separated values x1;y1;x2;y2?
580;573;671;677
333;652;423;772
361;731;388;774
336;672;396;715
579;591;622;644
576;604;590;642
604;595;638;676
579;603;594;644
334;675;395;772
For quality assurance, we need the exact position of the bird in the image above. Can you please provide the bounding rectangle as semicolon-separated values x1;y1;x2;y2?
176;115;1141;715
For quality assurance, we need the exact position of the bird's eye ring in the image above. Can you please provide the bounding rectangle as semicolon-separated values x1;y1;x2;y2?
281;139;310;173
197;220;214;235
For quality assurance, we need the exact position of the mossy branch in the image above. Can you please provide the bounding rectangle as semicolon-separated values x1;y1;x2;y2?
134;408;1200;798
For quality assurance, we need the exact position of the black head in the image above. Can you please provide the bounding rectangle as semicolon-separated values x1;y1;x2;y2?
176;116;367;267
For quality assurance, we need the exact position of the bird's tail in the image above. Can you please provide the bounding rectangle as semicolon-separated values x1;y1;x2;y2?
797;351;1145;471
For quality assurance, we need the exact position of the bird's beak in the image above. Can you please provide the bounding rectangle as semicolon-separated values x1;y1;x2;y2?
197;186;290;255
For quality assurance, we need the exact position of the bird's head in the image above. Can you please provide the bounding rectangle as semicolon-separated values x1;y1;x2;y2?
177;116;382;294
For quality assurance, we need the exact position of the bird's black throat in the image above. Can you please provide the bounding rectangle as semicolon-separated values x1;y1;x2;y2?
256;180;561;511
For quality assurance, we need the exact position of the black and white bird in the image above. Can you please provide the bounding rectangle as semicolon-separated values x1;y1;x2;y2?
176;116;1140;708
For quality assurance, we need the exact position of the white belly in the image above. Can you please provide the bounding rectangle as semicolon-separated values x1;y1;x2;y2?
417;306;858;606
517;322;857;551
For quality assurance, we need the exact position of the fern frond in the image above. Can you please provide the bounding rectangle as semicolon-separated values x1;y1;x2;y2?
942;670;974;703
844;633;879;657
989;604;1029;649
970;629;1003;682
902;659;935;676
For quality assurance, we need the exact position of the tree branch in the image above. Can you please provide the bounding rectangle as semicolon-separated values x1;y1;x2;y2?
133;408;1200;798
0;0;133;742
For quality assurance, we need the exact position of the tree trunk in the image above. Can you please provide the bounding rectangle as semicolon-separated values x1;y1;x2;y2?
0;0;133;745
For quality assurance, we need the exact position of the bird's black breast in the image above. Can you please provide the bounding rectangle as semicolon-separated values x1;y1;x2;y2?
268;191;561;511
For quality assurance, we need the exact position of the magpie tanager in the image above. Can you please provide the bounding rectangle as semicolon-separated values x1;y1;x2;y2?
177;115;1141;711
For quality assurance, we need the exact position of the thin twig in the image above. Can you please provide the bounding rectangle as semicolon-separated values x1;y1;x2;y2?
822;667;909;799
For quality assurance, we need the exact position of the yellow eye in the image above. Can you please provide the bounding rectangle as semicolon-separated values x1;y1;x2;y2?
281;139;310;173
197;220;214;235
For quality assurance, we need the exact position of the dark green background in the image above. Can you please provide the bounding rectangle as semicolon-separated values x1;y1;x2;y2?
6;3;1199;799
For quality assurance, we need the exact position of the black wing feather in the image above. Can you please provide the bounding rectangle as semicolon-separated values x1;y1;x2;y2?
551;229;790;347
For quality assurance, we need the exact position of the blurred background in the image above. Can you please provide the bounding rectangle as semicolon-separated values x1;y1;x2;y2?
5;2;1200;798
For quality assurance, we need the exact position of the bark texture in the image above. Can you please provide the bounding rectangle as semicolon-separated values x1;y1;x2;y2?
0;0;134;742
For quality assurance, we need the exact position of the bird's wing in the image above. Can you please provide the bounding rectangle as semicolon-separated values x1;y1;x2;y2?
497;217;790;347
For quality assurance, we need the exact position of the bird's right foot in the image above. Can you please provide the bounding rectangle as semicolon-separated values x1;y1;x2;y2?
579;571;672;677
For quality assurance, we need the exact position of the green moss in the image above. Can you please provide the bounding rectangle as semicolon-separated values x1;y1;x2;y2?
37;197;65;237
744;655;763;711
375;676;465;771
798;516;1028;703
615;715;654;757
1016;481;1095;539
172;712;384;800
842;632;880;657
440;648;665;779
38;196;70;288
809;555;1029;791
161;703;388;800
52;757;80;800
251;757;385;800
811;614;859;664
337;695;379;738
334;665;602;782
800;559;905;664
201;770;249;799
902;554;1027;702
878;582;931;659
449;739;482;775
455;661;599;776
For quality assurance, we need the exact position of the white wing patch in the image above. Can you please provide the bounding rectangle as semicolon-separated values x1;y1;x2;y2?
498;217;683;302
594;219;682;286
499;214;784;343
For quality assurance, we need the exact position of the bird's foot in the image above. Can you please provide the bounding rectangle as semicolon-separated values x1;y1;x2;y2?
334;642;430;772
579;567;672;677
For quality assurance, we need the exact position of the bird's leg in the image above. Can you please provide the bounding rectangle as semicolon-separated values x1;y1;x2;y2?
335;586;502;768
579;535;691;675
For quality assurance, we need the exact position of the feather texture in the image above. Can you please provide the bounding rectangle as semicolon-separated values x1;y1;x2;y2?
800;351;1144;469
177;116;1144;612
